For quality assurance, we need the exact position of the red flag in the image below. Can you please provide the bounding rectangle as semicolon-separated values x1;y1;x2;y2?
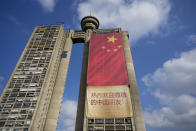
87;33;129;86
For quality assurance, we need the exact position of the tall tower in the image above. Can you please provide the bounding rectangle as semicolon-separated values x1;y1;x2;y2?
0;16;145;131
75;16;146;131
0;25;72;131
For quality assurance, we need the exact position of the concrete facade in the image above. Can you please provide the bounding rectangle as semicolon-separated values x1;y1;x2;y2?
0;25;67;131
122;32;146;131
74;16;146;131
43;30;74;131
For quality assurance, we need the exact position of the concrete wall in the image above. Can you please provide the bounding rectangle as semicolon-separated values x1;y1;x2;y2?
122;31;146;131
43;30;74;131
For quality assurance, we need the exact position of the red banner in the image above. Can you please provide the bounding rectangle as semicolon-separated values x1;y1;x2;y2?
87;33;129;86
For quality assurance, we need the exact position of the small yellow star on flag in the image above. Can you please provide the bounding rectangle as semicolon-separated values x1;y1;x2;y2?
107;35;117;43
118;45;122;48
113;49;118;52
106;49;111;52
101;46;106;49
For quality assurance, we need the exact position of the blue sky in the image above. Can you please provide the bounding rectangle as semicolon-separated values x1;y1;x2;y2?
0;0;196;131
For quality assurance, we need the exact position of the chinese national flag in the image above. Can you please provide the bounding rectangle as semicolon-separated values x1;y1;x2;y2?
87;33;129;86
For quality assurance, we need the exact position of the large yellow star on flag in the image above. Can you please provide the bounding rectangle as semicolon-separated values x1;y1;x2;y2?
107;35;117;43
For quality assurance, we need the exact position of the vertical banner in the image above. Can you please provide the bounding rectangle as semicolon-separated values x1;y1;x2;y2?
86;86;133;118
88;33;129;86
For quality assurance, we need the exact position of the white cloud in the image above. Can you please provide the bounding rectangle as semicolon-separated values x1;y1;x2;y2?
77;0;171;42
36;0;56;12
186;35;196;45
142;48;196;96
58;99;77;131
142;48;196;131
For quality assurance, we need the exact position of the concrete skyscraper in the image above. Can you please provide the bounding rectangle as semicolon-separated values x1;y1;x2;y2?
0;16;145;131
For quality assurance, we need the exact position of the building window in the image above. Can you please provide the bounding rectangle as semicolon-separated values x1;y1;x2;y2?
1;99;7;103
23;128;28;131
95;119;104;124
14;103;22;108
125;117;132;124
2;109;11;114
31;103;36;107
62;51;67;58
20;109;27;114
18;93;26;97
126;125;132;131
0;104;4;108
15;121;24;127
88;119;94;124
94;126;104;130
5;121;15;127
115;118;124;124
105;125;114;130
116;125;125;130
26;93;34;97
0;115;7;120
27;114;32;119
88;126;93;131
11;109;19;114
4;104;13;108
13;128;21;131
18;115;26;120
23;103;31;108
4;94;9;97
105;118;114;124
7;98;15;103
0;122;5;127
